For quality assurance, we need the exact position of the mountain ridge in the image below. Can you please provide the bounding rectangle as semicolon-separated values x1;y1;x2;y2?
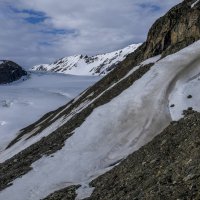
31;44;141;76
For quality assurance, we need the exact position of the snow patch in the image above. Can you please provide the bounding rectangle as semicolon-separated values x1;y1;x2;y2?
76;184;95;200
191;0;200;8
169;65;200;120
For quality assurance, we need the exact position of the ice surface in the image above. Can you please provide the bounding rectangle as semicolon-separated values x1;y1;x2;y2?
0;41;200;200
0;72;99;151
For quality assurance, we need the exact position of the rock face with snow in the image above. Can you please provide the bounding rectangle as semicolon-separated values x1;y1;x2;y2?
31;44;141;76
0;60;27;84
138;0;200;60
0;1;200;200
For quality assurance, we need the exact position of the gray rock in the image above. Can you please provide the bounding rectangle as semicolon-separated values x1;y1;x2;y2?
0;60;27;84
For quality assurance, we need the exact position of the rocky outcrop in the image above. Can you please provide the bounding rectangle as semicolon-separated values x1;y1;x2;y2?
42;185;79;200
142;0;200;59
0;60;27;84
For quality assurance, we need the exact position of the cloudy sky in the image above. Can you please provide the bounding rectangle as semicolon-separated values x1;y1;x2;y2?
0;0;181;67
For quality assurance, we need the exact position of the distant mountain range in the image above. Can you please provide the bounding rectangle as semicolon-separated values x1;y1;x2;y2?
31;44;141;76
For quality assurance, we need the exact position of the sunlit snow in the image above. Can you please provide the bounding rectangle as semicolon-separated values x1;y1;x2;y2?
31;44;141;76
191;0;200;8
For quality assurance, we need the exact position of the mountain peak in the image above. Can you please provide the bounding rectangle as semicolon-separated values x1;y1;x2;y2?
31;44;141;76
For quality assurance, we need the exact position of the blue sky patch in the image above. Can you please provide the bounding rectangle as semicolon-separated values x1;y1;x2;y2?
42;29;67;35
9;6;48;24
39;41;52;46
24;15;47;24
9;6;69;35
41;28;77;35
138;3;161;12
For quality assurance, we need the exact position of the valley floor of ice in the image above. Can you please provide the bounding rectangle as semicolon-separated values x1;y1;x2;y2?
0;72;99;151
0;41;200;200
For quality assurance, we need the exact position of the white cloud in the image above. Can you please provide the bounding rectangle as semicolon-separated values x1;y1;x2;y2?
0;0;182;67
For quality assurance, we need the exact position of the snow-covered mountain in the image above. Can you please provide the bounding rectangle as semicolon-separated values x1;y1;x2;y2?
31;44;141;76
0;1;200;200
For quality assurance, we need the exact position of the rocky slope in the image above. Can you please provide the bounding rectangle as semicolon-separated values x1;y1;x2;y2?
31;44;141;76
0;60;27;84
43;110;200;200
0;0;199;199
85;110;200;200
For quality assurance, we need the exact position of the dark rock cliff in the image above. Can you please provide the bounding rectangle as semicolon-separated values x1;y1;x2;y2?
0;60;27;84
142;0;200;59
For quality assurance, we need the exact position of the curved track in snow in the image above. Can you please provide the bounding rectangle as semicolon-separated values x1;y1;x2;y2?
0;41;200;200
